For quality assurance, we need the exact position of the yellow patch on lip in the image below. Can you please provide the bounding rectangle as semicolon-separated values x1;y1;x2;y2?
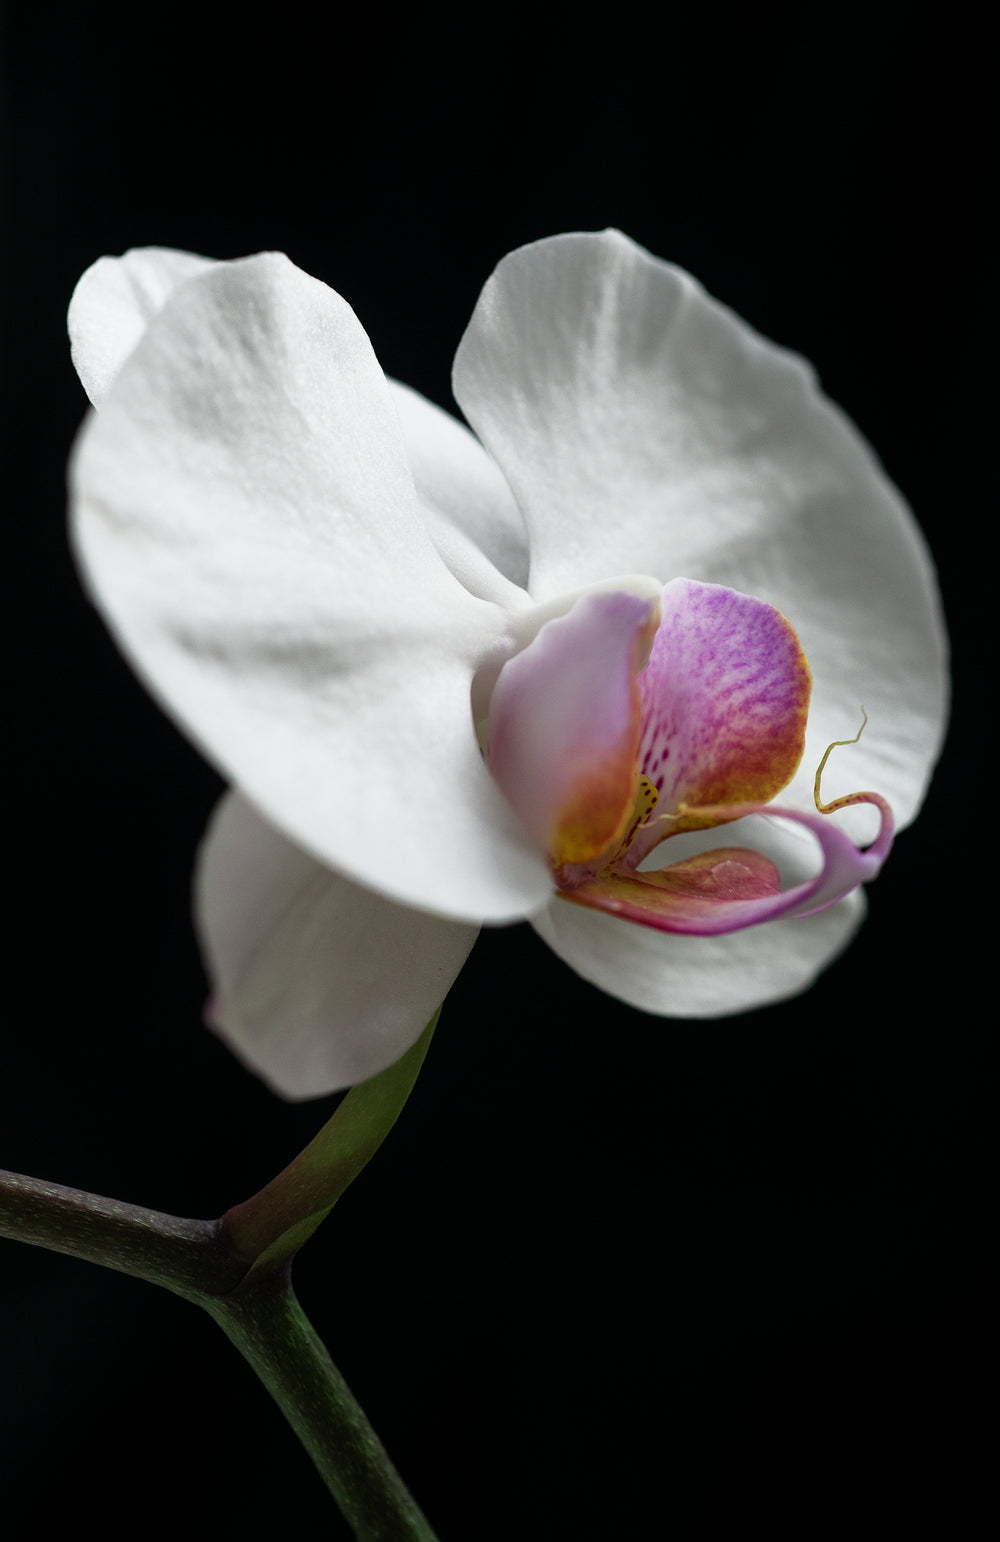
554;772;664;887
548;759;641;867
605;773;659;867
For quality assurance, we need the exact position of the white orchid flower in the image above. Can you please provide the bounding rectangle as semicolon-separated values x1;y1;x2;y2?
67;232;947;1098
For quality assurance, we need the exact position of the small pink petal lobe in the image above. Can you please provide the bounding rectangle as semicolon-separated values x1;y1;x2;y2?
563;845;782;933
487;590;658;866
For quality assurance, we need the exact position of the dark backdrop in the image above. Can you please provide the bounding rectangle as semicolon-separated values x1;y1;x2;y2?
1;8;991;1539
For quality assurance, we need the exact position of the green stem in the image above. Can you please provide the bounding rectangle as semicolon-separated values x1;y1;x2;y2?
1;1167;440;1539
1;1014;446;1539
0;1166;243;1296
223;1012;439;1277
205;1270;439;1542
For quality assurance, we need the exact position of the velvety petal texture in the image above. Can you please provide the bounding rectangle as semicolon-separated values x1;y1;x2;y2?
196;794;478;1097
68;246;531;608
69;245;214;407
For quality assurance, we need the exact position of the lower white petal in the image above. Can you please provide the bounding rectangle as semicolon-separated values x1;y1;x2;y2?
532;884;866;1018
195;793;479;1098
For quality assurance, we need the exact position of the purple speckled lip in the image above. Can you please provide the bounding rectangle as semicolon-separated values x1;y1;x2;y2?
487;578;893;937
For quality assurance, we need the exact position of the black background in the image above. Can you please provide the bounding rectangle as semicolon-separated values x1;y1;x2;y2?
1;8;992;1538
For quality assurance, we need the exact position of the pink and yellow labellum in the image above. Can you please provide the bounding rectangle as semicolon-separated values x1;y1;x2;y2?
487;578;894;937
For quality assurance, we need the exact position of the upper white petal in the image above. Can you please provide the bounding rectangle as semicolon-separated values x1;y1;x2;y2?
453;230;948;839
70;253;551;921
69;246;531;613
68;246;215;406
195;792;478;1097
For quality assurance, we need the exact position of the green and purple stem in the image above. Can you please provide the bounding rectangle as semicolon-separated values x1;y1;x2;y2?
0;1015;442;1542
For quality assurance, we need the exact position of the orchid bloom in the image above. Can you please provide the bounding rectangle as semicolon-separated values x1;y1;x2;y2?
67;232;947;1097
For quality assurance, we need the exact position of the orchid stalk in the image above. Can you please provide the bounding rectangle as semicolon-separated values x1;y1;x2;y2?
2;231;946;1532
1;1016;441;1540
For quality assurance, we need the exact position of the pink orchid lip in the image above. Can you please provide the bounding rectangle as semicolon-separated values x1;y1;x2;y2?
562;791;894;936
486;575;895;940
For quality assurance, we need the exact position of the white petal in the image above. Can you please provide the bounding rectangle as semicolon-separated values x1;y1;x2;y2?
453;230;948;838
532;883;866;1017
68;246;214;406
534;809;867;1015
69;248;529;609
196;792;478;1097
70;253;551;921
390;380;529;605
